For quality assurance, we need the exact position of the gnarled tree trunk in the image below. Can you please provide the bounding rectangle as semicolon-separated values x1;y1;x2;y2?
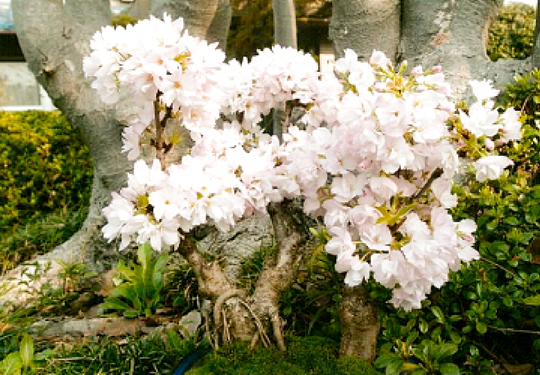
4;0;229;301
5;0;132;298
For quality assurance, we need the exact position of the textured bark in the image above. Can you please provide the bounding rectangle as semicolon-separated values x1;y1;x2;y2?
272;0;297;139
330;0;400;59
273;0;298;48
250;201;310;351
151;0;221;40
11;0;131;272
400;0;530;99
178;202;309;351
206;0;232;52
339;285;380;362
330;0;533;101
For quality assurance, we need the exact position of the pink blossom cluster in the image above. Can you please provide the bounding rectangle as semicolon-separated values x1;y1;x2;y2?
83;14;227;135
85;16;522;310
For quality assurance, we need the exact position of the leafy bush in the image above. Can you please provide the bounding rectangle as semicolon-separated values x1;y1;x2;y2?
373;70;540;374
0;111;92;231
279;244;343;340
487;3;536;61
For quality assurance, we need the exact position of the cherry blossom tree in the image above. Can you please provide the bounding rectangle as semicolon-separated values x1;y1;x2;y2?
7;0;539;362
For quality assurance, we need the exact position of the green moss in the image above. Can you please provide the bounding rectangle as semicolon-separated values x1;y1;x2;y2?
337;356;381;375
188;336;379;375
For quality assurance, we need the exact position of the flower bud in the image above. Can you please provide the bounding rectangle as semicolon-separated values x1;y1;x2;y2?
411;66;423;76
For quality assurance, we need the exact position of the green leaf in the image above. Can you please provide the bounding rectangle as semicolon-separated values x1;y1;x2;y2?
124;309;140;319
166;329;183;350
138;243;153;275
449;331;462;344
476;321;488;334
431;306;445;323
20;333;34;368
523;295;540;306
152;253;168;291
437;343;458;359
34;348;56;361
100;298;131;312
439;363;460;375
0;352;22;374
419;318;428;334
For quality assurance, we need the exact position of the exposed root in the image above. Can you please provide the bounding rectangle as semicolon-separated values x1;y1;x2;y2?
222;309;231;344
237;299;272;348
271;313;286;352
250;332;260;350
213;289;246;329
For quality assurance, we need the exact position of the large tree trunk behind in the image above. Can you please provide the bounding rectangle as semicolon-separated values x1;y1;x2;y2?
206;0;232;52
330;0;400;60
10;0;131;276
273;0;297;49
151;0;221;40
331;0;538;99
4;0;229;302
400;0;531;98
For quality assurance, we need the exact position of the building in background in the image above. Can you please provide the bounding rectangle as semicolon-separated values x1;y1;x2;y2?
0;0;140;111
0;0;55;110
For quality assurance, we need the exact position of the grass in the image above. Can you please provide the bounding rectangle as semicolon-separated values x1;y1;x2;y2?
0;206;87;275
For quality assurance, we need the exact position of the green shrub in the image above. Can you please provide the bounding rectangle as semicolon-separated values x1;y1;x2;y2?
487;4;536;61
0;111;93;231
374;69;540;373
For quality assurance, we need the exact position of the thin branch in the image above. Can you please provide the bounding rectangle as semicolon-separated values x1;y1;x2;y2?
272;0;297;48
179;234;232;299
154;100;165;164
480;257;520;279
489;326;540;336
411;167;443;201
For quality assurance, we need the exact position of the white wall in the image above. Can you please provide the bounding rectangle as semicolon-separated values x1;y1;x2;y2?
0;62;55;111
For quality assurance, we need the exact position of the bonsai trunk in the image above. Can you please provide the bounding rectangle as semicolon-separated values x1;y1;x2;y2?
339;285;380;361
179;201;309;350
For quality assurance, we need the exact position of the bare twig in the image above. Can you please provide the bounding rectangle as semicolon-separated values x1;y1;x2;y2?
488;326;540;336
250;332;260;350
480;257;520;279
411;167;443;201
